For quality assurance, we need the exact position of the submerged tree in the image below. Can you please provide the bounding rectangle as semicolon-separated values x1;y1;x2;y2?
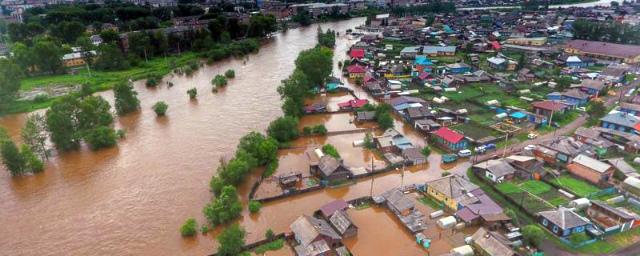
21;113;48;160
114;82;140;115
217;224;247;256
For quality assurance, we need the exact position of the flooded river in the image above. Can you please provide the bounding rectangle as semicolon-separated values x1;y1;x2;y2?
0;18;368;255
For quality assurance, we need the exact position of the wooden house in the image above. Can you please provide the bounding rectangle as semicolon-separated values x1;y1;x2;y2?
538;208;593;238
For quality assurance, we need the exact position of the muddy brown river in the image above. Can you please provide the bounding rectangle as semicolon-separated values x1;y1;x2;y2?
0;17;470;255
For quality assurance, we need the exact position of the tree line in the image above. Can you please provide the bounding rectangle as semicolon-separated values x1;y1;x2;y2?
571;19;640;45
0;82;140;176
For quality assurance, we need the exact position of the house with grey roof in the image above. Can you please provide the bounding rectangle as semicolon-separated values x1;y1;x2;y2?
473;159;517;183
328;210;357;238
566;154;614;186
619;103;640;117
471;227;517;256
600;112;640;134
606;158;640;179
538;207;593;237
426;174;480;211
310;155;351;182
290;215;342;256
578;79;607;96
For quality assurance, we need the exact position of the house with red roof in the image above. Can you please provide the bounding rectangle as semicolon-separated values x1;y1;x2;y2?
346;64;367;79
349;48;365;59
432;127;468;151
490;41;501;51
532;100;570;119
338;99;369;110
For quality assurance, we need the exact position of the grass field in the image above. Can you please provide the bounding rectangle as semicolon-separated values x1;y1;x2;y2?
3;52;200;115
550;175;600;197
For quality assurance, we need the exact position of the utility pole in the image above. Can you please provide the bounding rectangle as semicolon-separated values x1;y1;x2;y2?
369;150;374;197
502;132;509;158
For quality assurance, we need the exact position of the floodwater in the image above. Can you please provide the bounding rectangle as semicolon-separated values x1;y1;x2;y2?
0;18;367;255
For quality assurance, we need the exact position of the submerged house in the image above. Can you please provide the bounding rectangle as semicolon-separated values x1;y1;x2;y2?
375;128;413;153
310;155;351;182
328;210;358;238
426;174;480;211
290;215;343;256
538;208;593;238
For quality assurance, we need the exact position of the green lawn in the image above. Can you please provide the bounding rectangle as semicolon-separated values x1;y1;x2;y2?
496;182;521;194
4;52;199;115
550;175;600;197
519;180;552;195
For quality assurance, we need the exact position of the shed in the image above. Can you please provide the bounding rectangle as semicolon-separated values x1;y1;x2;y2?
437;216;457;229
450;245;474;256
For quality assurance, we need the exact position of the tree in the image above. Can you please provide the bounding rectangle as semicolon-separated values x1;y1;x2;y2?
555;76;573;91
84;126;118;150
277;70;311;117
421;146;431;157
587;101;606;119
376;112;394;130
187;88;198;99
363;132;374;149
522;225;544;246
20;144;43;173
180;218;197;237
203;185;242;225
46;95;81;151
504;208;519;225
225;69;235;78
21;113;48;160
32;39;64;74
216;224;246;256
76;96;114;131
248;14;277;38
1;139;26;176
94;43;130;71
99;30;120;44
267;116;299;142
153;101;169;116
237;132;278;166
322;144;340;158
49;21;85;44
113;82;140;115
317;28;336;48
0;59;23;110
265;229;275;240
212;75;228;87
294;47;333;87
248;200;262;213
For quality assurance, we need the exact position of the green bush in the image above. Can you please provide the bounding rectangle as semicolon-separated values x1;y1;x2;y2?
152;101;169;116
265;229;275;240
421;146;431;157
254;239;284;254
248;200;262;213
200;224;209;234
267;116;299;142
33;94;49;103
145;75;161;87
322;144;340;158
212;75;228;87
312;124;327;135
225;69;235;78
84;126;118;150
187;88;198;99
180;218;197;237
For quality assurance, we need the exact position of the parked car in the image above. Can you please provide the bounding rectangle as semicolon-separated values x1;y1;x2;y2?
484;143;497;150
524;144;536;151
458;149;472;157
474;146;486;154
442;154;458;164
528;133;538;139
576;107;586;112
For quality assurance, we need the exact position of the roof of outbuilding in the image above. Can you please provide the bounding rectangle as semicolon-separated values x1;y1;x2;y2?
471;227;515;256
572;154;612;173
290;215;341;246
329;210;354;235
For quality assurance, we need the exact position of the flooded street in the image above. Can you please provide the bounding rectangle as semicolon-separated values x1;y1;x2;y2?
0;18;366;255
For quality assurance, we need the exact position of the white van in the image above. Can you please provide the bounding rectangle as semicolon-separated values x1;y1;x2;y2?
458;149;472;157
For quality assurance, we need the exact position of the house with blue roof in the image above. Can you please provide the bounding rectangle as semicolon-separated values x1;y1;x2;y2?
445;63;471;74
509;112;528;124
600;112;640;134
546;92;563;101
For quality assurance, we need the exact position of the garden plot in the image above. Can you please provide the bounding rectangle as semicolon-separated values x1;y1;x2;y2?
549;175;601;198
495;179;571;214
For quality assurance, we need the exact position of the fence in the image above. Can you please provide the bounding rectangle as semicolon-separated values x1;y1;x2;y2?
208;233;287;256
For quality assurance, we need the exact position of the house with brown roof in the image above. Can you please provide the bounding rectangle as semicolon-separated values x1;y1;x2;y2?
531;100;570;119
473;159;517;183
471;227;517;256
565;40;640;64
578;79;607;97
587;201;637;234
566;154;614;186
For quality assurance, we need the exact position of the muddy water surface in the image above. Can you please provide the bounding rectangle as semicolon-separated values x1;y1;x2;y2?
0;19;366;255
